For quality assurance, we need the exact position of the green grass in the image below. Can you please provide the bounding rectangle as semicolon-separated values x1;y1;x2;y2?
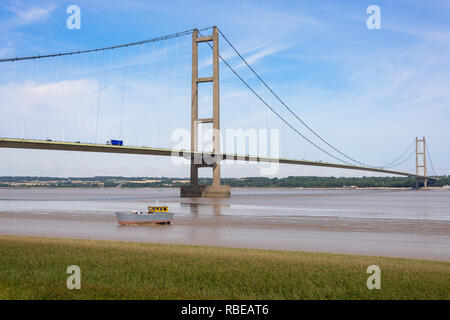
0;235;448;299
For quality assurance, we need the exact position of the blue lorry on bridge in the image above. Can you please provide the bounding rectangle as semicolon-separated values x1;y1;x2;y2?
107;140;123;146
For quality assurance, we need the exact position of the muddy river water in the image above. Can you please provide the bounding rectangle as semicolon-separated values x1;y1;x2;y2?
0;188;449;260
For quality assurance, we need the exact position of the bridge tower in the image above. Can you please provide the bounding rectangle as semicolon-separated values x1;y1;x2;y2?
180;26;231;197
415;137;427;189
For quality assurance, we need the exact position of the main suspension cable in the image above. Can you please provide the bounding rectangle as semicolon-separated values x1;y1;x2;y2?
198;30;353;166
379;138;415;169
217;28;413;170
383;149;416;169
0;27;214;63
426;143;437;176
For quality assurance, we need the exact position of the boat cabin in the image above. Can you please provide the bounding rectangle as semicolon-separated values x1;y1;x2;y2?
148;206;168;213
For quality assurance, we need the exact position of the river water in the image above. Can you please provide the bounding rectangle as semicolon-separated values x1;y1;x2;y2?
0;188;449;260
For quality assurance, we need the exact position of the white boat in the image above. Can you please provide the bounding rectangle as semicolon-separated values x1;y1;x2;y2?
116;206;173;225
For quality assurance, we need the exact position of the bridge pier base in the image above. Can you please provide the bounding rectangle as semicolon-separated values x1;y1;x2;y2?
180;185;230;198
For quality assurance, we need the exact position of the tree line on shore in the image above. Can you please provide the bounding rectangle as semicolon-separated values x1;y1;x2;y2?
0;175;449;188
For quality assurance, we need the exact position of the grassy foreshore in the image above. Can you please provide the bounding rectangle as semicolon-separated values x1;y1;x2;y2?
0;235;448;299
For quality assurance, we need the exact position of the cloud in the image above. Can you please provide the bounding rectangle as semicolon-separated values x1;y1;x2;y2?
383;23;450;44
0;42;14;58
3;3;56;26
235;44;293;68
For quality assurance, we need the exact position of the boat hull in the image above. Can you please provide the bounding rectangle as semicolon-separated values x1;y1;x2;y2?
116;212;174;225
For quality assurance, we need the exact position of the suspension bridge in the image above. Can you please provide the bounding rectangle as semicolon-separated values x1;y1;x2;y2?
0;26;437;197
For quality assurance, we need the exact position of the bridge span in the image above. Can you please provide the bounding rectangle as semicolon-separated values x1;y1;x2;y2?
0;138;434;180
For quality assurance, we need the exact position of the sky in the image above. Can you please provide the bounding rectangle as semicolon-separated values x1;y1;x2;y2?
0;0;449;178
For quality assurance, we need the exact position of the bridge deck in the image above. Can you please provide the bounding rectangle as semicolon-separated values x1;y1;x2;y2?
0;138;433;179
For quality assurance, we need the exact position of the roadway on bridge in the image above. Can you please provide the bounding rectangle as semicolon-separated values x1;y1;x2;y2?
0;138;433;179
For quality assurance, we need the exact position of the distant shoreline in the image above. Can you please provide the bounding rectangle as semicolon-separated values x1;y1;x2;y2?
1;175;448;189
0;186;449;190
